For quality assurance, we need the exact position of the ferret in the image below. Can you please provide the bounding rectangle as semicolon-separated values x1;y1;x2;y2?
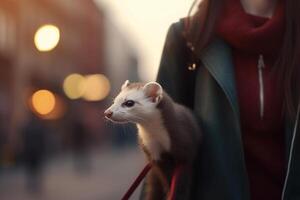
104;80;201;200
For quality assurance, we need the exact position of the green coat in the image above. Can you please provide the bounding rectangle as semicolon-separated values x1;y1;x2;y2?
142;20;300;200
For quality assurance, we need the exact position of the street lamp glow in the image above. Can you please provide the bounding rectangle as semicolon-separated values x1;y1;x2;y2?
31;90;56;115
34;24;60;52
63;73;86;99
82;74;111;101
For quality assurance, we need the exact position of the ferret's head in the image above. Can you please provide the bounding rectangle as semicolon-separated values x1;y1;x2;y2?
104;80;163;124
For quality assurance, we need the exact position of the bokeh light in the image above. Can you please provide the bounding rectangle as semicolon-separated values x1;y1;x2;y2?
31;90;56;115
43;94;66;120
34;24;60;52
63;73;86;100
82;74;111;101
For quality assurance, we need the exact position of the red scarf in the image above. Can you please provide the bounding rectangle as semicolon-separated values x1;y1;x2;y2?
216;1;286;200
217;0;285;55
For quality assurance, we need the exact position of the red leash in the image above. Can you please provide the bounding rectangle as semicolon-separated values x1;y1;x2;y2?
168;164;183;200
121;163;152;200
121;163;183;200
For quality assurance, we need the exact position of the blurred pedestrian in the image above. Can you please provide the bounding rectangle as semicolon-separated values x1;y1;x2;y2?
71;117;91;173
22;114;46;193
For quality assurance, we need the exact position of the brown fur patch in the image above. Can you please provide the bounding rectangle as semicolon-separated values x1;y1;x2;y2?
126;82;146;90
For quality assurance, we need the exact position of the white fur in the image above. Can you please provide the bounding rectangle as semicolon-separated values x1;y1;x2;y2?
121;80;130;90
106;82;170;160
137;110;171;161
106;88;147;123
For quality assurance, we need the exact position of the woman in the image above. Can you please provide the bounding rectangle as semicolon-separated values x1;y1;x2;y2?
141;0;300;199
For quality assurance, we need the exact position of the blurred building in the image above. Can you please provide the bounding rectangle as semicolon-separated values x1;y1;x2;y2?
0;0;139;162
103;17;140;89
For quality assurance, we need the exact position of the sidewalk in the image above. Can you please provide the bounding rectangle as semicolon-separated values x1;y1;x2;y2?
0;147;145;200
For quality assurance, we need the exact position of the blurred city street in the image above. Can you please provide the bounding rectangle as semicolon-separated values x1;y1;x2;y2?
0;0;191;199
0;147;145;200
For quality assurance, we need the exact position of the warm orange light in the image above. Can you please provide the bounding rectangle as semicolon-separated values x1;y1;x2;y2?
31;90;56;115
82;74;111;101
43;94;66;120
34;24;60;52
63;73;86;99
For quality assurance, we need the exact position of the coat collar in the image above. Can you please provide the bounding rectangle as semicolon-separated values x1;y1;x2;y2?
198;37;296;164
198;38;240;118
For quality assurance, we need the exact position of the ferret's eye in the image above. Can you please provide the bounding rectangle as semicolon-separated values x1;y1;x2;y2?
122;100;135;107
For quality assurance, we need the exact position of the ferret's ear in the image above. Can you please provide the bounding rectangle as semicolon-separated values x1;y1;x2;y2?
121;80;130;90
143;82;163;103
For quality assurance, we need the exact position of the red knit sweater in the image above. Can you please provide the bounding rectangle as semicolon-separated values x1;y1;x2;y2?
217;0;286;199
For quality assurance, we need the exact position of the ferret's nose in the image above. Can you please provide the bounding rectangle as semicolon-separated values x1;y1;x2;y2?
104;110;113;118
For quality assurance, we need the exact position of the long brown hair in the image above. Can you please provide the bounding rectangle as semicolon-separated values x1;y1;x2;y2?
185;0;300;118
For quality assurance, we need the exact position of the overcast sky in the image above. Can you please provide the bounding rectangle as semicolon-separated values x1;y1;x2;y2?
94;0;195;81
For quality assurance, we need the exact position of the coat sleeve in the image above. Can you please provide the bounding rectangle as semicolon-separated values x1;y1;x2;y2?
156;21;197;109
139;21;197;200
